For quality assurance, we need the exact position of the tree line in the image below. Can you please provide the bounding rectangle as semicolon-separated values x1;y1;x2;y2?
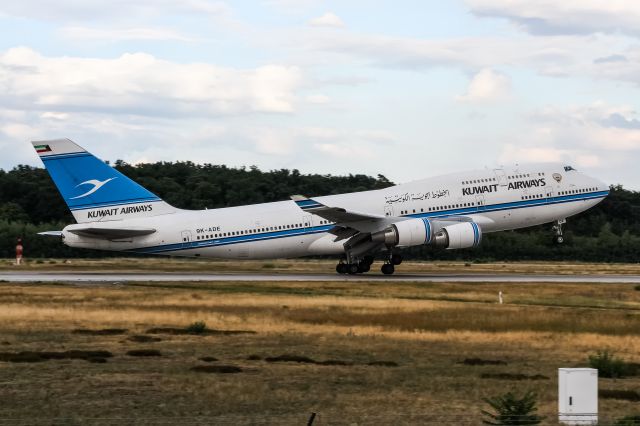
0;161;637;262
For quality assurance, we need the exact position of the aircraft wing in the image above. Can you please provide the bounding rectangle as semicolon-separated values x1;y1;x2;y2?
66;225;157;239
291;195;386;223
291;195;395;244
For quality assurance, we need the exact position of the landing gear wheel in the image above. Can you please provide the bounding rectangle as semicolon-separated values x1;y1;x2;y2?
358;263;370;273
362;255;374;266
391;254;403;265
347;264;359;275
552;219;566;245
336;263;348;274
381;264;395;275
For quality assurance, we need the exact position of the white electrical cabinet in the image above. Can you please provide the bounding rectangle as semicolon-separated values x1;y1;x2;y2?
559;368;598;425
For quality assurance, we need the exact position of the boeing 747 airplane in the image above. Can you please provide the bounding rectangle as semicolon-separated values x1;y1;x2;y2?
34;139;609;274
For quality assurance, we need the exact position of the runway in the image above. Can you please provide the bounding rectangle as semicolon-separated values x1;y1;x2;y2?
2;271;640;283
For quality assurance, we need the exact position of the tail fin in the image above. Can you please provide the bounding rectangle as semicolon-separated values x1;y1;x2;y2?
32;139;177;223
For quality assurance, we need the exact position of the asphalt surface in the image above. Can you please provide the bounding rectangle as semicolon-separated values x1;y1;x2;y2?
1;272;640;283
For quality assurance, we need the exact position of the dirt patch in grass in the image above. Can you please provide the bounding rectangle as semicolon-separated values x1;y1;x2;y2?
126;349;162;357
199;356;218;362
460;358;507;366
146;327;256;336
480;373;549;381
264;353;396;367
127;335;162;343
191;365;242;374
318;359;353;366
72;328;128;336
246;354;261;361
0;350;113;363
600;389;640;401
265;354;316;364
367;360;399;367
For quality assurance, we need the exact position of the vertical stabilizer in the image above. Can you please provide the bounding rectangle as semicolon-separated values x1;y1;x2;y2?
32;139;177;223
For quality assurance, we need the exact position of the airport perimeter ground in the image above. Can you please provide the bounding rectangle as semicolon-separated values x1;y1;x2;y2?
1;259;640;425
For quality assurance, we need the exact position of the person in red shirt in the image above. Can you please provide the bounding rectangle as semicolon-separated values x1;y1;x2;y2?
15;238;23;266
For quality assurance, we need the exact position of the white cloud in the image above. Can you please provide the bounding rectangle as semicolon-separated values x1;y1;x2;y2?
0;47;303;116
305;94;330;104
40;112;69;120
467;0;640;37
0;0;231;23
457;68;511;103
59;26;201;42
250;127;295;155
499;145;569;164
498;102;640;184
308;12;345;28
527;102;640;151
300;29;640;86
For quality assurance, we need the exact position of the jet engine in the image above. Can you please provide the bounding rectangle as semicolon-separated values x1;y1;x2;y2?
372;218;481;249
432;222;482;249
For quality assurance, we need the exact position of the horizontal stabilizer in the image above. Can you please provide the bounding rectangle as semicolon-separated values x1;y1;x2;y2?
38;231;63;237
67;226;156;239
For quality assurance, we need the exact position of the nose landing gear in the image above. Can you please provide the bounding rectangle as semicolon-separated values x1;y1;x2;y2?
552;219;566;244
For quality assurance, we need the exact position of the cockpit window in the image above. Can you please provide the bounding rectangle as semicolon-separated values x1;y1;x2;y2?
564;165;577;172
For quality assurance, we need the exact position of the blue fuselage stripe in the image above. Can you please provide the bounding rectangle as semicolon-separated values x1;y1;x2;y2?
404;190;609;220
129;225;334;254
127;191;608;254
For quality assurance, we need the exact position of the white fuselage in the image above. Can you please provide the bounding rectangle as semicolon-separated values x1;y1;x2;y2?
62;163;608;259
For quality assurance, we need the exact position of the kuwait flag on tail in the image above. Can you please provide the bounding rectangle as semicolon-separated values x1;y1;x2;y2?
35;144;52;153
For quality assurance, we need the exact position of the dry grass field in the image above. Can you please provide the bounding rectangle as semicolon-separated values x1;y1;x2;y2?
1;276;640;424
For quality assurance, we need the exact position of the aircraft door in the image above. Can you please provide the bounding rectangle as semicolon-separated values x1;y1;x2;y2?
493;168;507;186
302;214;312;229
181;230;193;247
384;205;394;217
475;195;486;211
545;186;554;203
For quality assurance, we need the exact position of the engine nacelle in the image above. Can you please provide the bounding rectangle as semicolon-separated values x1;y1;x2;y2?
371;218;433;247
372;219;482;250
433;222;482;249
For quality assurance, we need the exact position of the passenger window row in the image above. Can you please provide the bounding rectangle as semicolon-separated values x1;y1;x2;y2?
521;194;544;200
559;187;597;196
462;178;496;185
195;219;336;240
400;202;477;215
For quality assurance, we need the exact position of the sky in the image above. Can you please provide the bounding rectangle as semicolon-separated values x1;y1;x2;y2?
1;0;640;188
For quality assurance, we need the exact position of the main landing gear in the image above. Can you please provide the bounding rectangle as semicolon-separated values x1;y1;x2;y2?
335;253;403;275
336;255;374;275
381;253;403;275
552;219;566;244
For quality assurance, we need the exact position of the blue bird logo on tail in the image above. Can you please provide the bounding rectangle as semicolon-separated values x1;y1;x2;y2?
70;177;118;199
